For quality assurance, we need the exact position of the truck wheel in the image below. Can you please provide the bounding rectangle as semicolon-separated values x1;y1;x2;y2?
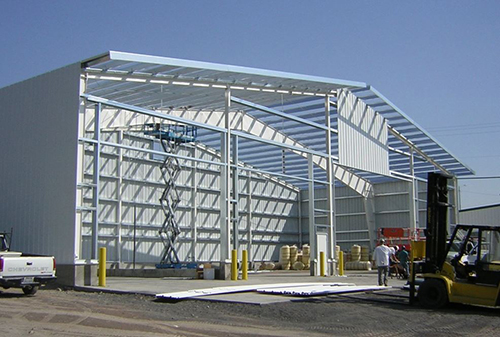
418;279;448;308
22;285;39;295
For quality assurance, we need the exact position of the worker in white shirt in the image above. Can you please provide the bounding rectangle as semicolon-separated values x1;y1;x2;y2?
373;238;392;286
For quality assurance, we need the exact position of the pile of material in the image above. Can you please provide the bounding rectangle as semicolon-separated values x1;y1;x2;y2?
279;245;291;270
156;282;388;300
345;245;372;270
279;244;310;270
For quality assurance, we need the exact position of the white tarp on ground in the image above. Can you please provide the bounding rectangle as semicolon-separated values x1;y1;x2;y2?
155;282;390;300
256;284;388;296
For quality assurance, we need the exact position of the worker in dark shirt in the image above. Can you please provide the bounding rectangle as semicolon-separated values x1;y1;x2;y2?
397;246;409;278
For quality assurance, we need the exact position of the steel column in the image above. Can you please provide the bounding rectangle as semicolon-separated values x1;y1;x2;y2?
246;170;253;261
232;134;239;252
191;146;198;261
220;88;232;261
117;130;123;264
409;149;418;239
325;96;336;275
91;102;101;260
308;153;316;276
298;192;302;247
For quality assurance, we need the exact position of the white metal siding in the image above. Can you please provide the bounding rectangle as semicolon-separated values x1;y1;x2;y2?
337;89;390;176
0;63;81;264
80;115;301;263
301;180;419;251
460;205;500;226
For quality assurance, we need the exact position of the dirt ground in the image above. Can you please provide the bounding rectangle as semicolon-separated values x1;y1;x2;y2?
0;286;498;336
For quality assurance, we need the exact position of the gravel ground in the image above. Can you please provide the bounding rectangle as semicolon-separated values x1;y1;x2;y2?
0;287;498;336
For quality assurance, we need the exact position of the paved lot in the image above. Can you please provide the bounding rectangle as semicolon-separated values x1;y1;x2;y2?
1;271;498;336
80;270;408;304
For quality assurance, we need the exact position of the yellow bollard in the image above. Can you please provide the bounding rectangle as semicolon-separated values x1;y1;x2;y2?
231;249;238;281
339;251;344;276
242;250;248;281
99;247;106;287
320;251;326;277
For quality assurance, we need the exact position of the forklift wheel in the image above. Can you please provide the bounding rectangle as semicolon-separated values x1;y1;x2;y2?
418;279;448;309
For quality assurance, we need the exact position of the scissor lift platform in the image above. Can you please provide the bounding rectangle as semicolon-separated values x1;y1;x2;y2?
144;123;197;268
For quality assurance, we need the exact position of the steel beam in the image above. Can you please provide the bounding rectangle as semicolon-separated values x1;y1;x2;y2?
231;130;329;159
231;96;330;132
308;154;316;276
81;94;226;134
246;170;253;260
91;103;101;259
325;96;335;275
191;146;198;261
388;126;452;176
232;134;239;252
408;149;418;237
220;88;232;262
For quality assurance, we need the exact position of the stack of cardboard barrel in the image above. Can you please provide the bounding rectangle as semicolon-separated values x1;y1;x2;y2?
344;245;372;270
279;244;310;270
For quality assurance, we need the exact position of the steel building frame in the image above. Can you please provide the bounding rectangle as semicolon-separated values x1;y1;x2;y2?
77;51;473;275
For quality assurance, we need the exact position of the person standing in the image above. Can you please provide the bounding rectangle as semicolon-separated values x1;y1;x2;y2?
373;238;392;286
398;246;409;278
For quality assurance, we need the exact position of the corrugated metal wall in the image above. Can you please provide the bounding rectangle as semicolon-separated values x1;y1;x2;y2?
79;107;445;264
337;89;390;176
301;179;427;251
0;63;81;264
460;205;500;226
79;109;301;263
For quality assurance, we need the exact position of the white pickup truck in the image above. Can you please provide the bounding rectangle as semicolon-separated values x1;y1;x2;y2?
0;232;56;295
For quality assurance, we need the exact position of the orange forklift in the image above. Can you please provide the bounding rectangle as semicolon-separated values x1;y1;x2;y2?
410;172;500;308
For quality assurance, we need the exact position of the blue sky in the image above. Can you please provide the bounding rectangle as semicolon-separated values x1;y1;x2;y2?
1;1;499;209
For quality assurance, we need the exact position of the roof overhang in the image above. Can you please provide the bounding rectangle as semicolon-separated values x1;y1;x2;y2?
80;51;474;191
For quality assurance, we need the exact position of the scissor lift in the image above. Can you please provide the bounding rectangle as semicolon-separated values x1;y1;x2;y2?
144;123;197;268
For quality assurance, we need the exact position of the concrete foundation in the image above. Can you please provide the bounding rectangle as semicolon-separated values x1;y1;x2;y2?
107;268;197;278
309;260;336;276
217;262;232;280
56;261;233;285
57;263;98;286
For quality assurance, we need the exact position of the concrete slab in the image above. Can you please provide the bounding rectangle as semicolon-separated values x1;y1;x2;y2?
155;283;389;304
156;282;354;299
196;292;317;304
77;270;408;305
257;284;388;296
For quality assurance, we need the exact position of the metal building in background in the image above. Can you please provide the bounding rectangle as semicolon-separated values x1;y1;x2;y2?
0;51;474;285
460;204;500;227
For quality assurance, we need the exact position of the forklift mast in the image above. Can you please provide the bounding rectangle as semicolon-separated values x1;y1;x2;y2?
424;172;452;273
